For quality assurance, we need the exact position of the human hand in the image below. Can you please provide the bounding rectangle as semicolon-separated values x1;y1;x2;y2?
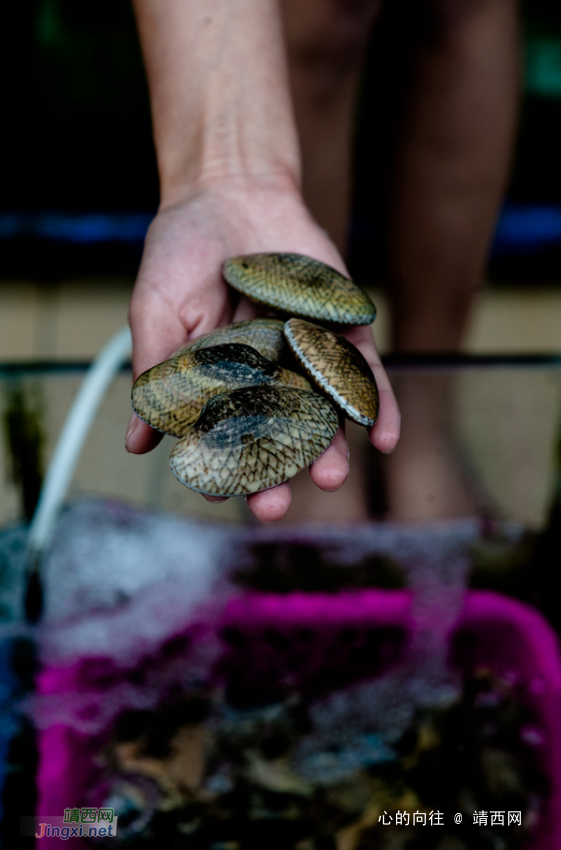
125;177;400;522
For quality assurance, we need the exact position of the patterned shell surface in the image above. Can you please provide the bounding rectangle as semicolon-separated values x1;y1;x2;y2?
284;318;379;427
174;318;287;363
223;253;376;325
131;343;310;437
169;385;339;496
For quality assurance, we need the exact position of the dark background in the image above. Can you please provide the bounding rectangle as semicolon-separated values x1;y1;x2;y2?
1;0;561;282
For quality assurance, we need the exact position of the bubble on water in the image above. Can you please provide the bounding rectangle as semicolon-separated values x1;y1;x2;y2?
0;499;531;742
38;500;234;664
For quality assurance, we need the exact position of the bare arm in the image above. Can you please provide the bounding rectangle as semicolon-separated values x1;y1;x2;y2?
126;0;400;521
133;0;301;203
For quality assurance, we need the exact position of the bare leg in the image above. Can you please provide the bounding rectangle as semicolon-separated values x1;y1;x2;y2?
385;0;520;521
275;0;383;522
389;0;520;353
277;0;519;523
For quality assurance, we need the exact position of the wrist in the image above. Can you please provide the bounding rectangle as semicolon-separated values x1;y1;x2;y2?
158;164;303;214
133;0;302;209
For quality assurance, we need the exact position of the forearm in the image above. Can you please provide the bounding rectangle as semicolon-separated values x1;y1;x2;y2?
132;0;301;206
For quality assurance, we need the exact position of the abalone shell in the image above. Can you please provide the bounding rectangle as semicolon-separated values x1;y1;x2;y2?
169;385;339;496
132;343;310;437
284;318;379;427
175;318;287;363
223;253;376;325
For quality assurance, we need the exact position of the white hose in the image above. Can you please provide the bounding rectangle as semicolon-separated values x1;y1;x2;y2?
27;326;132;561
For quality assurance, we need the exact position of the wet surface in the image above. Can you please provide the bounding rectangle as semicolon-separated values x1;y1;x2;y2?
1;501;559;848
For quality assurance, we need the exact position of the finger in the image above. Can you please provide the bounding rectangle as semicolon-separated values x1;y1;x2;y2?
246;482;292;523
342;326;401;454
125;416;164;454
231;295;267;324
129;296;188;381
309;425;349;492
126;297;189;454
368;365;401;454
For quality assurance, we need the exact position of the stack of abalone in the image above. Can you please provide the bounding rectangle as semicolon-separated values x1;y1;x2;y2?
131;253;379;497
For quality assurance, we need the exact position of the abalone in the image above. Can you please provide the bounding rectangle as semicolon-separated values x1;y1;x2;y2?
284;318;379;427
132;343;310;437
175;318;288;363
169;386;339;496
223;253;376;325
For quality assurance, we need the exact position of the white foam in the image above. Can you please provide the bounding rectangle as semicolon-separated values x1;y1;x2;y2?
39;500;236;664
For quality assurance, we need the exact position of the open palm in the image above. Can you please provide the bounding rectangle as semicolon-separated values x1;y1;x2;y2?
126;179;400;522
